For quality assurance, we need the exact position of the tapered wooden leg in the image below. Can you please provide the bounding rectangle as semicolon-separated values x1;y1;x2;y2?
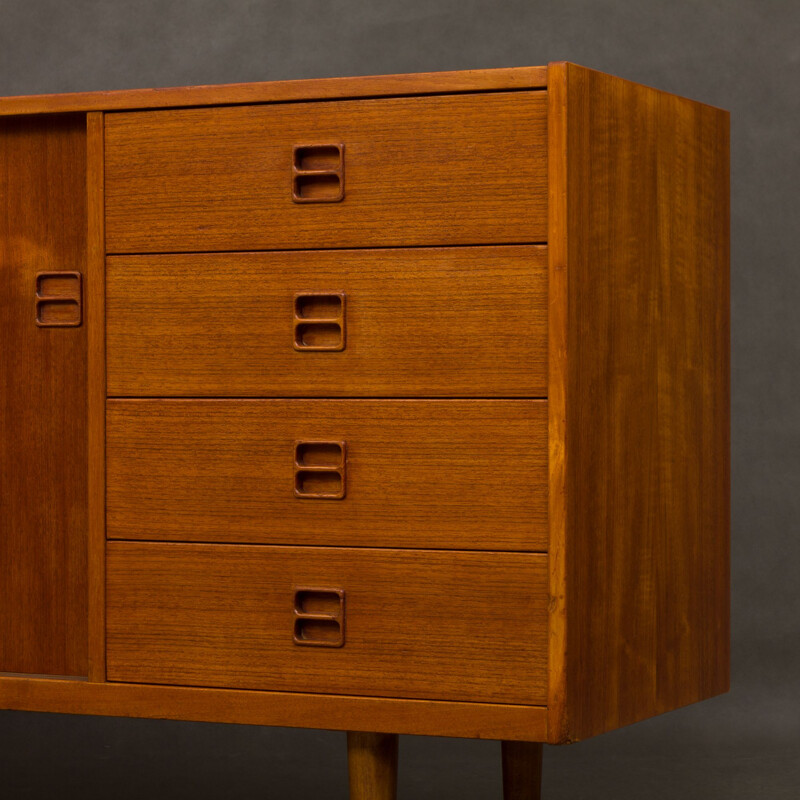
502;740;543;800
347;731;399;800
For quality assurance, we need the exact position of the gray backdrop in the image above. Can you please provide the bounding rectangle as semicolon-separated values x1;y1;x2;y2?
1;1;798;797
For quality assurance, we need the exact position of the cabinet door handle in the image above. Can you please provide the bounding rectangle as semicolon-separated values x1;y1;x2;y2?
293;587;345;647
35;271;82;327
292;143;345;203
294;441;346;499
293;292;346;351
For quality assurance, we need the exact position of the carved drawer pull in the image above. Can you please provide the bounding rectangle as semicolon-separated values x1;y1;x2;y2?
35;271;82;327
293;292;346;351
294;441;346;499
293;587;345;647
292;143;344;203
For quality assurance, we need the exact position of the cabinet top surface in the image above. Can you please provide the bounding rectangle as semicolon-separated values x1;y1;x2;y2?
0;65;549;116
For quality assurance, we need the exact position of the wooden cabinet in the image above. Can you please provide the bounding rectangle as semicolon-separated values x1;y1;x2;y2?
0;64;729;800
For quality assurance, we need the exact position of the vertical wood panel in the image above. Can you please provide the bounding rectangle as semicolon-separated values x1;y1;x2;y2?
86;111;106;681
547;63;730;742
0;114;88;676
546;62;570;744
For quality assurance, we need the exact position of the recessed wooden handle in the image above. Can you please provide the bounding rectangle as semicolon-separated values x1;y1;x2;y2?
292;143;344;203
294;441;346;499
293;587;345;647
293;292;346;351
35;271;82;327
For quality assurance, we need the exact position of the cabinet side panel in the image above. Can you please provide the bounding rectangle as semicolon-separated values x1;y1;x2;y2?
546;62;570;744
555;64;730;741
0;114;89;676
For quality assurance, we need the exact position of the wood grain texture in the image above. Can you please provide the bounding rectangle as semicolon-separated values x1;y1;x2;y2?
86;111;106;682
348;732;398;800
104;92;548;253
546;63;570;746
0;64;731;756
0;675;547;740
547;63;730;742
106;542;549;705
0;114;88;676
106;400;548;550
502;740;543;800
0;66;547;117
106;246;548;397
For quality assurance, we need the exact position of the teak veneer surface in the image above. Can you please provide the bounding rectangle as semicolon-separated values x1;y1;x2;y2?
547;63;730;742
0;66;548;116
0;114;88;676
106;400;548;551
0;676;548;741
106;542;549;705
86;111;107;682
104;92;548;253
106;246;548;397
0;64;730;754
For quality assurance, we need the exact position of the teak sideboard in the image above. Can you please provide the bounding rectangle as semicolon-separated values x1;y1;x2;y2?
0;63;729;799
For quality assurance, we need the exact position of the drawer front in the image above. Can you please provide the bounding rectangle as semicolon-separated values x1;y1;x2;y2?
106;542;548;704
107;400;548;551
104;92;548;253
106;246;547;397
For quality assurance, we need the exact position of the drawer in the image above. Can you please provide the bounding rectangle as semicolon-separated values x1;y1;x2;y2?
106;400;548;551
106;246;547;397
104;92;548;253
106;542;548;704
